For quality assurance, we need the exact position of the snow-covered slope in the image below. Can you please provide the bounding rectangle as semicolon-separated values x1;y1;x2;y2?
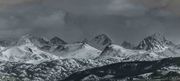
53;43;101;59
0;58;104;81
0;43;59;64
0;46;6;51
0;34;60;64
0;40;15;51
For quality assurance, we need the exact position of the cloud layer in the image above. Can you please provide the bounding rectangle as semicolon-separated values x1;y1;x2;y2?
0;0;180;44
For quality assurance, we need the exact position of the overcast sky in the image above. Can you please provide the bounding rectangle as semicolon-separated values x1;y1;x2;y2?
0;0;180;45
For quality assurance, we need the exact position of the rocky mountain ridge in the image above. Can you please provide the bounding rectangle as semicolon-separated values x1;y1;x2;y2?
0;33;179;81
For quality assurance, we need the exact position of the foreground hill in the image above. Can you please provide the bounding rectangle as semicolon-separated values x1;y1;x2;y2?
64;57;180;81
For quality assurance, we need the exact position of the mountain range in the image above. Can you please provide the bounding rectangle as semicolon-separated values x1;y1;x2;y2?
0;33;180;81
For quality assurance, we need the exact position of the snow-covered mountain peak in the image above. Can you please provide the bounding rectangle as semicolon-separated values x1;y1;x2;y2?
50;36;67;45
136;33;172;51
93;34;111;43
17;34;49;47
89;34;112;50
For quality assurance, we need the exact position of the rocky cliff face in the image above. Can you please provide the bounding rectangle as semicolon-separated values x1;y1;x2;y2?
135;33;173;51
89;34;112;50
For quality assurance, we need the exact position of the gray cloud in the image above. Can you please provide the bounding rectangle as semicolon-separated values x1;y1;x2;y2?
0;0;180;44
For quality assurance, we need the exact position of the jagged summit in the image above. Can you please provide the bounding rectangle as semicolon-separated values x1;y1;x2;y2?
148;33;167;42
50;36;67;45
89;34;112;50
17;34;49;47
135;33;173;51
94;34;109;39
